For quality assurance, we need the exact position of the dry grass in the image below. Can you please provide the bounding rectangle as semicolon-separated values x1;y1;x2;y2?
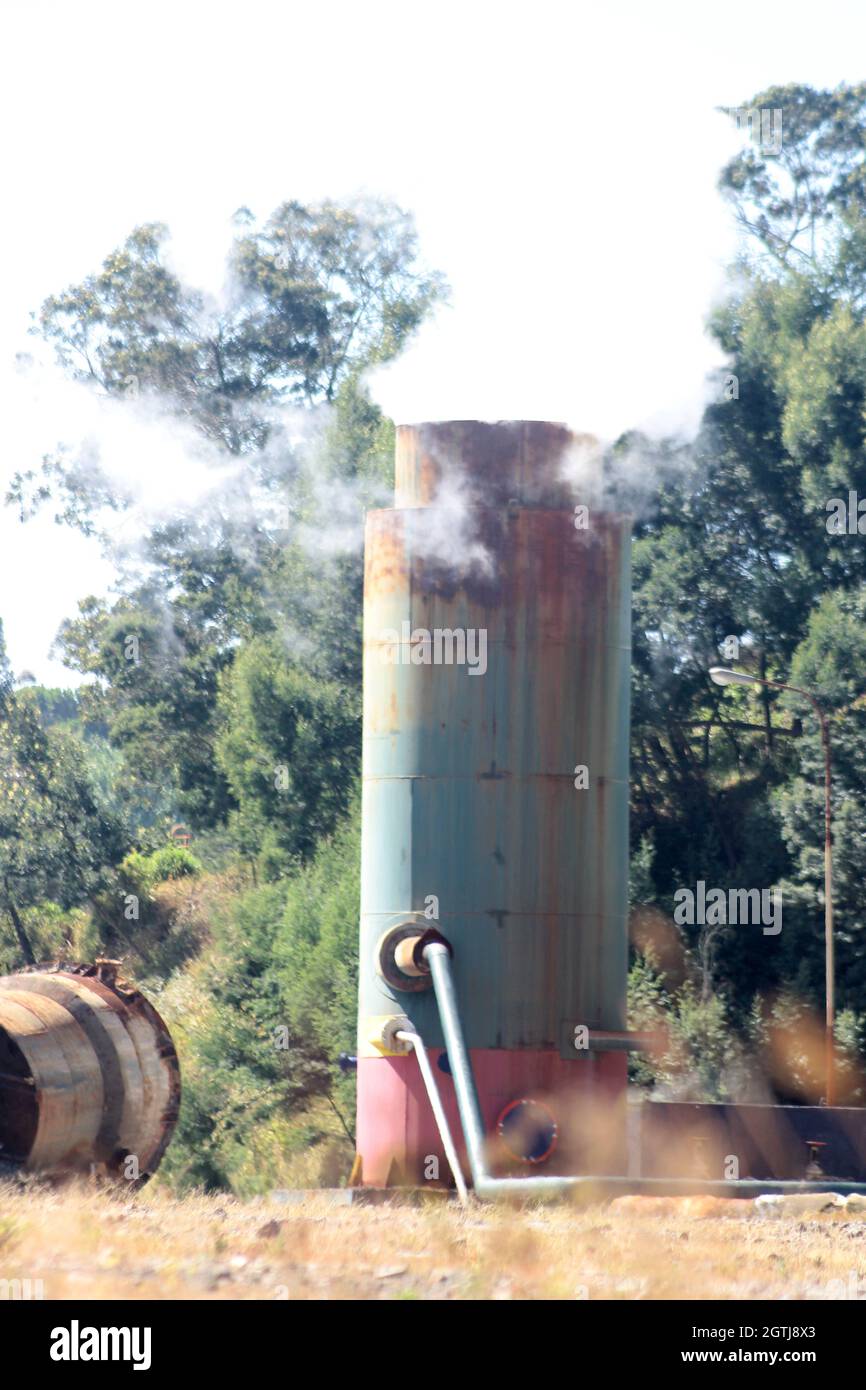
1;1181;865;1301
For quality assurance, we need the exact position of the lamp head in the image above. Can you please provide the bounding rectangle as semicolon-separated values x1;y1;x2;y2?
709;666;759;688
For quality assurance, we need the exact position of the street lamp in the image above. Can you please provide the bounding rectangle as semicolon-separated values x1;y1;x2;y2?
709;666;835;1106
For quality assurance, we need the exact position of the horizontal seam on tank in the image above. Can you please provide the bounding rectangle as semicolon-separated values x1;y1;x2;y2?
359;773;630;782
367;508;631;519
361;640;633;649
360;911;628;920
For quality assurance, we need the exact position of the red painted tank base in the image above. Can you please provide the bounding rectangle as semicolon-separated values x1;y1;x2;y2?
356;1049;628;1188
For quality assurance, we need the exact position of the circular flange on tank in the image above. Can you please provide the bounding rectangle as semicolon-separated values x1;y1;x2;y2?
375;919;434;993
496;1097;559;1165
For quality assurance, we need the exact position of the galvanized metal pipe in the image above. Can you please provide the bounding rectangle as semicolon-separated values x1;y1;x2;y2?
423;944;490;1186
395;1028;469;1204
423;943;866;1201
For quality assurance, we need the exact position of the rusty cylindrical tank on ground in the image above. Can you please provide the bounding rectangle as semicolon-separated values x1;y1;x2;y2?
356;421;632;1187
0;962;180;1181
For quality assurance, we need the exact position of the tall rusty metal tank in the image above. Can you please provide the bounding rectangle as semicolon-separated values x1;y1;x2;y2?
0;962;180;1181
356;421;631;1186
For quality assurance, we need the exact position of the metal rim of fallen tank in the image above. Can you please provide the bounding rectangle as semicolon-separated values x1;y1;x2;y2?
0;960;181;1185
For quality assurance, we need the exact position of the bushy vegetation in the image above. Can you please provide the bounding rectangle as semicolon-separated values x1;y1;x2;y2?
155;803;359;1193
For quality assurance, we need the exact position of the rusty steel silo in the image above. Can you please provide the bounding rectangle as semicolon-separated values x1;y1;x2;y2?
356;421;631;1188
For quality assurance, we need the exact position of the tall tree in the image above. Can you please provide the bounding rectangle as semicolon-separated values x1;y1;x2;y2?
629;83;866;1023
719;83;866;271
14;198;443;507
13;199;439;828
0;696;129;963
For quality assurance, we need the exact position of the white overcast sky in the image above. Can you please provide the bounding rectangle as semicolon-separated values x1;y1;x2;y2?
1;0;864;684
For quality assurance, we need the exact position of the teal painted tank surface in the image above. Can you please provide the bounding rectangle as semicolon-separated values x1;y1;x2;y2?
356;422;631;1187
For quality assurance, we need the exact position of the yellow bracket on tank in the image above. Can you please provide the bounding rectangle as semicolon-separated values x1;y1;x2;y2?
358;1014;413;1058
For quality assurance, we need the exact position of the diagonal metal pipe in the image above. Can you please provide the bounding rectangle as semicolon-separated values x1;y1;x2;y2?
394;1027;469;1204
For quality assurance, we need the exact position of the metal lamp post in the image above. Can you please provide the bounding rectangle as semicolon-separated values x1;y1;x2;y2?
709;666;835;1106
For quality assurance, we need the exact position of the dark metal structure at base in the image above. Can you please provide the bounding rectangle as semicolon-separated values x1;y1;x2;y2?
638;1099;866;1184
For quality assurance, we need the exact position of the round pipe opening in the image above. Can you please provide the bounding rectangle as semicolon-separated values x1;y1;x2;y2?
0;1026;37;1167
496;1098;559;1165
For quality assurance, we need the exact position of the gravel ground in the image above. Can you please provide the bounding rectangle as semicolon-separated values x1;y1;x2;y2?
1;1182;865;1301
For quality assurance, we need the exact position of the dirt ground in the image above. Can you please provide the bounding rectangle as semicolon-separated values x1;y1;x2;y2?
2;1182;866;1300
